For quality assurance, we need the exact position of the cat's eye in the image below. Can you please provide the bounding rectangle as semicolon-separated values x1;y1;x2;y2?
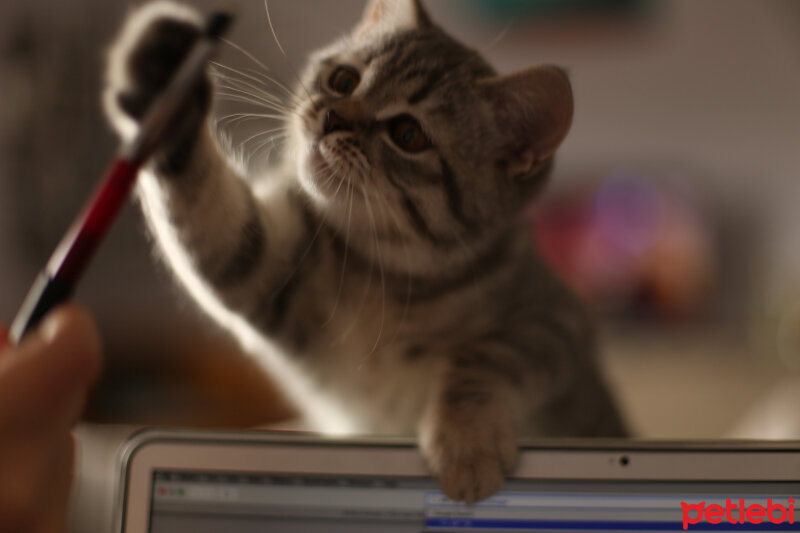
388;115;431;153
328;66;360;95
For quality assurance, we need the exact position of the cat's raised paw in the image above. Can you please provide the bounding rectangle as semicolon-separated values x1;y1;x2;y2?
104;1;210;167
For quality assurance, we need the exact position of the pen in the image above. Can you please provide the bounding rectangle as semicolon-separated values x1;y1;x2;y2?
9;12;233;344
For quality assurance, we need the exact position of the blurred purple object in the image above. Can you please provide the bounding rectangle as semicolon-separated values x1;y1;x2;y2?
531;172;716;320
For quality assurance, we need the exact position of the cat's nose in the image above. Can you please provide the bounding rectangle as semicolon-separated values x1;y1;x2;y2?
323;110;354;135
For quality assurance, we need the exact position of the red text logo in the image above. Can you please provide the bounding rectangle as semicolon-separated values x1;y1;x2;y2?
681;498;796;530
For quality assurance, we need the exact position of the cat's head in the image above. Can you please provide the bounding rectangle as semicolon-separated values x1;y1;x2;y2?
290;0;572;250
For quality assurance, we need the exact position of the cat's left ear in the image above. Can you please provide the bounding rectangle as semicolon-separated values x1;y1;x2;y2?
479;65;574;180
356;0;432;36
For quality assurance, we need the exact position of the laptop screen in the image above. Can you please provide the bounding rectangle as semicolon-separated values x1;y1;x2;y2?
149;470;800;532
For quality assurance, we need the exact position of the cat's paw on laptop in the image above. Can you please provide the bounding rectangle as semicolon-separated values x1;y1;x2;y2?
420;396;519;503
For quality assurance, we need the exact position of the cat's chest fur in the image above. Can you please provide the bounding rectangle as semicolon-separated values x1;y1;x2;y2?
271;231;469;434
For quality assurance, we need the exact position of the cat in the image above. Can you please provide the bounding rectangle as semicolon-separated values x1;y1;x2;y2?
104;0;627;503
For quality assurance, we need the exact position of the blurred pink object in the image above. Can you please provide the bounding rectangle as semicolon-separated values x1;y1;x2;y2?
530;173;716;320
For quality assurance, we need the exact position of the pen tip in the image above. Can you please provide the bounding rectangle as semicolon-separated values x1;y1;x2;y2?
205;11;234;41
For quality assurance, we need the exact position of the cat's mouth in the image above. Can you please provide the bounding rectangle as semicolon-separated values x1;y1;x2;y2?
300;112;351;186
300;114;366;197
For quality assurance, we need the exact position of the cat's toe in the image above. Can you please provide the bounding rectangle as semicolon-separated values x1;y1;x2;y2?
117;17;202;120
438;451;508;504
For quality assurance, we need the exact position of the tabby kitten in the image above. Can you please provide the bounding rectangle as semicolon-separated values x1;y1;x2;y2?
104;0;626;502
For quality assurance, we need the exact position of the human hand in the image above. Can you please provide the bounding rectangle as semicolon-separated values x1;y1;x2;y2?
0;306;102;533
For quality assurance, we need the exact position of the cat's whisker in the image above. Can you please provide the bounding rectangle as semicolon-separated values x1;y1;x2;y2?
253;131;289;152
220;38;271;73
330;183;375;346
215;88;289;115
485;20;515;52
219;38;299;102
323;164;355;208
360;190;387;359
347;143;370;176
268;208;332;306
221;113;287;129
241;66;306;109
215;43;306;120
214;80;290;112
216;92;283;110
332;247;374;349
240;127;288;150
264;0;314;103
325;147;381;343
333;160;352;200
322;179;355;328
248;134;289;167
218;113;287;129
314;153;349;199
211;61;267;86
215;96;300;125
212;70;305;121
372;189;414;347
217;113;281;129
337;139;370;182
244;126;287;155
211;60;298;103
213;70;301;112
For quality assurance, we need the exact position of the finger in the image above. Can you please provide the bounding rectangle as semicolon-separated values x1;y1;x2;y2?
39;305;103;387
0;305;102;429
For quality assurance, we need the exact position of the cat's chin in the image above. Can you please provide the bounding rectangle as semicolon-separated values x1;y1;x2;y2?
300;140;361;200
297;143;342;206
306;143;329;177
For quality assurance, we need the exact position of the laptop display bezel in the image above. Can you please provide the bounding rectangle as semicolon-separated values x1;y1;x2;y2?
116;429;800;533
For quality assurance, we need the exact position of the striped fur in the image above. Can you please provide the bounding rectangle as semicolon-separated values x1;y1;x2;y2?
104;0;626;503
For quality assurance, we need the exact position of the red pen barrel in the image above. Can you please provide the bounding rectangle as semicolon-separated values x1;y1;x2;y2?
47;158;141;284
8;11;231;344
8;158;141;343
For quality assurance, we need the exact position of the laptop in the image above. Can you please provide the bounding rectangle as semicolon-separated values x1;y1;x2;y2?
116;429;800;532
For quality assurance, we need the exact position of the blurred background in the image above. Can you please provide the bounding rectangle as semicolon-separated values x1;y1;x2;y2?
1;0;799;529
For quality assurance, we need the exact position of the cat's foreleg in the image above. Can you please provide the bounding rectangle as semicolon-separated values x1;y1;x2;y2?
418;352;524;504
103;3;310;321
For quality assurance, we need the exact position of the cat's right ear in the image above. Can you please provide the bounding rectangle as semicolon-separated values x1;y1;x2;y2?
479;65;574;182
355;0;432;36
